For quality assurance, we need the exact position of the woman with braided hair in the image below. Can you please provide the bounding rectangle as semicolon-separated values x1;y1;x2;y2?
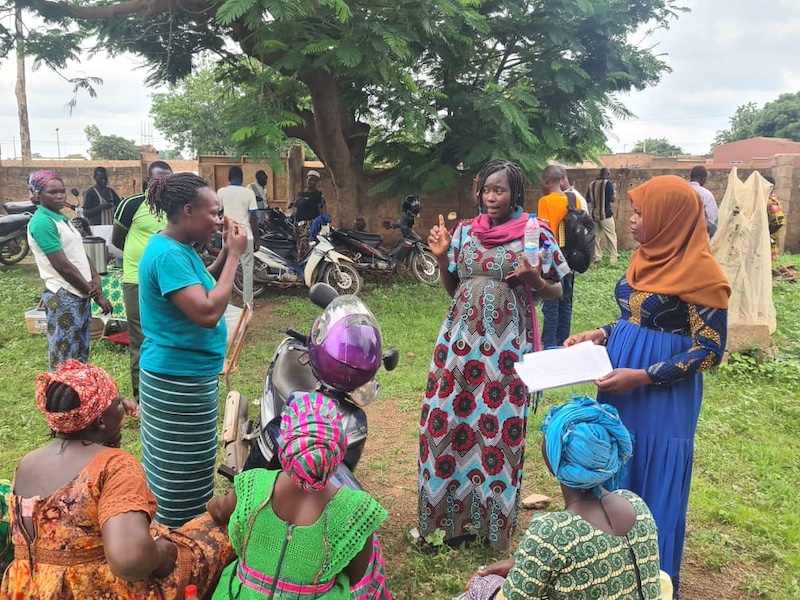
0;361;233;599
138;172;248;528
418;159;570;550
208;392;390;599
462;397;665;600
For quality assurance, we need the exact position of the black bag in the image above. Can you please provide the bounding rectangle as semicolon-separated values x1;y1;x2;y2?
562;192;596;273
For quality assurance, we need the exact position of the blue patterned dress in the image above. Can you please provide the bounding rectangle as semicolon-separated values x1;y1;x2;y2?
598;276;727;583
418;218;568;550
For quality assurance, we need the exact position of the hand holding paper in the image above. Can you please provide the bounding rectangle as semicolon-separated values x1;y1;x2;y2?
514;341;613;392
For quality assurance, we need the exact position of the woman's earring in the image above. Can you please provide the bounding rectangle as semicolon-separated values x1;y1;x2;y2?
98;420;106;430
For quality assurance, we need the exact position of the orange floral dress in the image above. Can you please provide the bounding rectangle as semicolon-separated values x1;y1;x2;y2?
0;448;233;600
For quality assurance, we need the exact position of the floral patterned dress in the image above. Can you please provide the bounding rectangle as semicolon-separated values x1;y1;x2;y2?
418;218;569;550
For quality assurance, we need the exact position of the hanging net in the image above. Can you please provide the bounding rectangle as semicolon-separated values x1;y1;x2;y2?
710;168;776;334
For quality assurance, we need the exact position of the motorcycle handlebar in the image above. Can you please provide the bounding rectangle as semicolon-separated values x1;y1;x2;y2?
286;329;308;344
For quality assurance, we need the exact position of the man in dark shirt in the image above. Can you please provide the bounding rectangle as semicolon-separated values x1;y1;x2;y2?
585;167;618;264
290;170;327;222
82;167;121;226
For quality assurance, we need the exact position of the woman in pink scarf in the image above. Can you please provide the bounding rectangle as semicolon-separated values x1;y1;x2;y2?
417;159;570;550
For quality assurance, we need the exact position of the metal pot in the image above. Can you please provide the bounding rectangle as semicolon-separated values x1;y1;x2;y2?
83;236;109;274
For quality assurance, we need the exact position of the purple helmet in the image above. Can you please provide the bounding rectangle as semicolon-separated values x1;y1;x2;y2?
307;296;382;392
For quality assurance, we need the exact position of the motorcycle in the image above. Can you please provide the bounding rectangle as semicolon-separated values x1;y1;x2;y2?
0;212;32;265
331;196;440;285
0;189;89;266
220;282;399;489
236;223;363;298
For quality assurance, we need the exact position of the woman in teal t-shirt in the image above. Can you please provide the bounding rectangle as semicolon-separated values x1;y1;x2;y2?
138;173;247;528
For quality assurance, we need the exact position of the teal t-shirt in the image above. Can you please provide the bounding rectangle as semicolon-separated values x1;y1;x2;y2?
139;233;227;376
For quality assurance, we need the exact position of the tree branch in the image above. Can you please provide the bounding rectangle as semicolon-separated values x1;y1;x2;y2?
29;0;211;20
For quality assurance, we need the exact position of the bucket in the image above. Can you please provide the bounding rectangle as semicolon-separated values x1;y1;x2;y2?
83;236;109;274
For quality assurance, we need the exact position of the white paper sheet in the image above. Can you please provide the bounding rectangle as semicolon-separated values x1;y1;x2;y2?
514;341;613;392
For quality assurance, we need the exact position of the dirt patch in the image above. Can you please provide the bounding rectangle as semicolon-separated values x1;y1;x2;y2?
360;396;751;600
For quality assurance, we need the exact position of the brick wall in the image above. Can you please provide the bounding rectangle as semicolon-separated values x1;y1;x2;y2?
0;159;200;207
6;154;797;253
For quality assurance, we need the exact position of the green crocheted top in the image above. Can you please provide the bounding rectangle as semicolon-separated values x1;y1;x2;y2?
211;468;387;600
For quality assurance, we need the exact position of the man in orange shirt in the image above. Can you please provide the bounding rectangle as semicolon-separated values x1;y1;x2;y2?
537;165;575;347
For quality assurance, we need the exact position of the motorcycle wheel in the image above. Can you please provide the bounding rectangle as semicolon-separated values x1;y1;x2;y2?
321;262;362;296
0;236;30;266
411;249;440;285
233;262;269;299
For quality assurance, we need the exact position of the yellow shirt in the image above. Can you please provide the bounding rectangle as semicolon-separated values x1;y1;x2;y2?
537;192;569;246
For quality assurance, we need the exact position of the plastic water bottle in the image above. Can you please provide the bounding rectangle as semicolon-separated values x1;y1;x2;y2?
185;585;199;600
524;214;540;267
541;240;553;275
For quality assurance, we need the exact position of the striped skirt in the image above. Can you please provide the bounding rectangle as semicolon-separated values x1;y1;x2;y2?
139;369;219;529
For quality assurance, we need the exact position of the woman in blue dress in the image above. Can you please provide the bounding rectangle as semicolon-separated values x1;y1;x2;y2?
565;175;730;597
418;160;570;550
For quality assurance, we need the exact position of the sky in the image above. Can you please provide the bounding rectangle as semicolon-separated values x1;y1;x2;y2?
1;0;799;160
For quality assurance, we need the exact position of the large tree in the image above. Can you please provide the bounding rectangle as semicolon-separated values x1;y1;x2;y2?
714;94;800;148
24;0;683;224
85;124;140;159
630;137;684;156
713;101;759;147
150;66;243;157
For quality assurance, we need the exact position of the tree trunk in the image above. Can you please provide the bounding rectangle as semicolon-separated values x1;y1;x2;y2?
302;71;370;228
14;5;32;162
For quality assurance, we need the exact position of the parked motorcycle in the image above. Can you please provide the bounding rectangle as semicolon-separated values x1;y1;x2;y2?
331;196;440;285
0;188;89;266
235;224;362;298
0;212;32;265
220;282;399;489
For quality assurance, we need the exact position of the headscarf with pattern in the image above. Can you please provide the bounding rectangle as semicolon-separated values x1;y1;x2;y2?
27;170;62;195
278;392;347;492
542;396;633;497
35;360;118;434
627;175;730;309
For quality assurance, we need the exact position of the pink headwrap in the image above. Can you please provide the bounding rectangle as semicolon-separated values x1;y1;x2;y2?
27;170;62;195
278;393;347;492
35;360;118;434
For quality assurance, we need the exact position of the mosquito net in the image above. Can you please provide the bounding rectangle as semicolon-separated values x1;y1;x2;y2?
710;168;776;334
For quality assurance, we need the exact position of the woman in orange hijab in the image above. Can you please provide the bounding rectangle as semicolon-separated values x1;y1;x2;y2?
565;175;730;599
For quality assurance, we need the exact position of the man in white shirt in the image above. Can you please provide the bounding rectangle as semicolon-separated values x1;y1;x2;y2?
689;166;718;237
218;166;259;303
559;171;588;210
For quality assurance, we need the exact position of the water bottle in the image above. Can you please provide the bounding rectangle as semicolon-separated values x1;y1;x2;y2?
541;240;553;275
524;214;540;267
184;584;199;600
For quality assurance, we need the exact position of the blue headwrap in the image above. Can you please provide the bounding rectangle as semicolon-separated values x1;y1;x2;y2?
542;396;633;497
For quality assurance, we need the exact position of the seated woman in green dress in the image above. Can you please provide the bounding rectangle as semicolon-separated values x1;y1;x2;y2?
463;397;668;600
208;392;390;599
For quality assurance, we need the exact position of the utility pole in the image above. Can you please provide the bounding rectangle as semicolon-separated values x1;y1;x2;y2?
14;3;32;162
56;128;61;159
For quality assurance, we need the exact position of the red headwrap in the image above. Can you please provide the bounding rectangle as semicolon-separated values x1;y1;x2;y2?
35;360;118;434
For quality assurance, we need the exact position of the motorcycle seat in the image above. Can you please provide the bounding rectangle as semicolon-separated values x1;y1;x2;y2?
269;341;320;409
3;201;37;215
343;230;383;248
0;213;32;236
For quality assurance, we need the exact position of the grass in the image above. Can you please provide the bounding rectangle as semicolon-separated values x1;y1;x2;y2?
1;255;799;598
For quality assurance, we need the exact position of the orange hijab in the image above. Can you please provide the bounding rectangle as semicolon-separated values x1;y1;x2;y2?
627;175;730;309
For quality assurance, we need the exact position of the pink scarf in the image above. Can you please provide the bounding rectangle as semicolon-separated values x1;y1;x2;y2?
467;209;543;354
469;209;529;248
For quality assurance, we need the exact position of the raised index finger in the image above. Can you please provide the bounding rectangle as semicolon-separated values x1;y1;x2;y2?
438;214;445;230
